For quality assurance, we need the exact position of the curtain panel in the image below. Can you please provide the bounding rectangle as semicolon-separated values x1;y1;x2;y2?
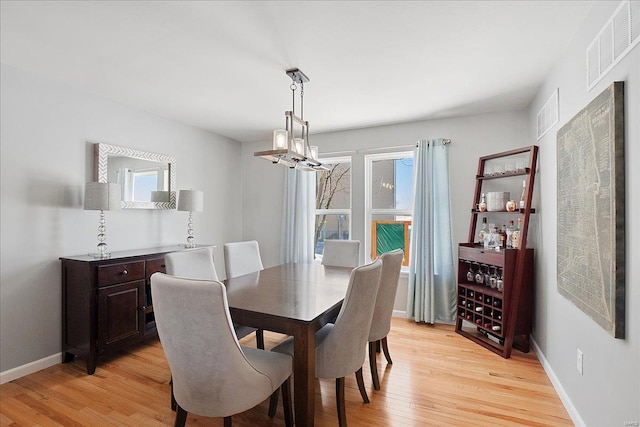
280;168;315;263
407;139;456;323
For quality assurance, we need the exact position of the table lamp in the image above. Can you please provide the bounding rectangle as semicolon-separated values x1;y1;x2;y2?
177;189;203;248
84;182;121;258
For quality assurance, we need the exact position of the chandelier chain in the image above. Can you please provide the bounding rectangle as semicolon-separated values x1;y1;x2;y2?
300;82;304;120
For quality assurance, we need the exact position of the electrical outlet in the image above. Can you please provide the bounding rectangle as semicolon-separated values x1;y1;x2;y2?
577;349;583;375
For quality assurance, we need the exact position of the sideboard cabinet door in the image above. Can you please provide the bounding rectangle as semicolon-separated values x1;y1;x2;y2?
97;280;145;351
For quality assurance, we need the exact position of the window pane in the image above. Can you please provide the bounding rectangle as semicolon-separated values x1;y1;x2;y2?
371;214;411;265
316;163;351;210
132;172;157;202
371;157;413;209
314;214;350;256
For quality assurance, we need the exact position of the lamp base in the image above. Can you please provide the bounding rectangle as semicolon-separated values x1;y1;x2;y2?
181;243;196;249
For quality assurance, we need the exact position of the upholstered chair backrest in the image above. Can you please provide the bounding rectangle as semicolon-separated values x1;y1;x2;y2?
223;240;264;279
321;240;360;268
315;258;382;379
150;273;273;418
165;247;219;281
369;249;404;342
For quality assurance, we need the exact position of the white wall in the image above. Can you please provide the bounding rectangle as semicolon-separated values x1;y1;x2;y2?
0;64;244;373
242;110;530;312
528;2;639;425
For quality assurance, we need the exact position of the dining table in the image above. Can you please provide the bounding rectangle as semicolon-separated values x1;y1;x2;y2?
224;262;353;427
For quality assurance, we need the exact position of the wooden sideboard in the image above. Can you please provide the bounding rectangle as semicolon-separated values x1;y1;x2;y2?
60;245;209;374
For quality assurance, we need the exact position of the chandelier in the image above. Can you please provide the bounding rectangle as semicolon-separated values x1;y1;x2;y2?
254;68;329;171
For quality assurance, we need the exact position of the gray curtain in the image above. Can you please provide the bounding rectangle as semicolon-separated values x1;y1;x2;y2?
407;139;456;323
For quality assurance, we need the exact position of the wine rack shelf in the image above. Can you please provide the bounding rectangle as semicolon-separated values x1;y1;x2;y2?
455;145;538;358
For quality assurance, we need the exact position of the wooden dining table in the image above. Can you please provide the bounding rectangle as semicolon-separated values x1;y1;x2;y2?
224;262;353;427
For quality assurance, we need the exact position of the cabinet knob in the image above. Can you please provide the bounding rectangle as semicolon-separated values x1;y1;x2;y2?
122;269;128;275
140;305;147;311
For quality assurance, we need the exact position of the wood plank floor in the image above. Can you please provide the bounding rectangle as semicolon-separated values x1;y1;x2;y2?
0;319;571;426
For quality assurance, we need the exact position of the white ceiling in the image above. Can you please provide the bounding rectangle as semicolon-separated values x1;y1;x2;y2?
1;1;594;143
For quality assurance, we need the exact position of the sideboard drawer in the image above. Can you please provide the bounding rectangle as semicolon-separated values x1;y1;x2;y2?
98;261;145;287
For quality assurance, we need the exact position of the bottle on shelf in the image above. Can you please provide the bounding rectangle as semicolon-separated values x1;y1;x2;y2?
505;220;514;248
512;217;522;249
475;306;483;312
479;193;487;212
519;180;526;209
477;217;488;244
491;325;501;332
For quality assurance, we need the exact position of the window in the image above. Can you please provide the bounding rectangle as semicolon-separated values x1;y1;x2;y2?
314;157;351;258
131;167;169;202
365;151;414;265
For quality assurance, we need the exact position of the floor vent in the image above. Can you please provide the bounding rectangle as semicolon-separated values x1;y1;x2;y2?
587;0;640;90
537;89;559;140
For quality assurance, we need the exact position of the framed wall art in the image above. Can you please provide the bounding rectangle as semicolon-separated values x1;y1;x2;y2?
556;81;625;338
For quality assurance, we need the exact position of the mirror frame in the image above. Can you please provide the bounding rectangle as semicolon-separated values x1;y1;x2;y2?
94;142;176;209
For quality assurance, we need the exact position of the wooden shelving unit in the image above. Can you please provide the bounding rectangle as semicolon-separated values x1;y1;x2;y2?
455;145;538;358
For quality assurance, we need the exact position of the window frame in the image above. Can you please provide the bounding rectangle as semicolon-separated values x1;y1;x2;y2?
364;150;414;264
314;156;352;258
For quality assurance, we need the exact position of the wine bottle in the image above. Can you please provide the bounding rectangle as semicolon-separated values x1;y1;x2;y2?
475;306;483;312
506;220;514;248
512;217;522;249
477;217;488;244
492;325;501;332
519;180;526;209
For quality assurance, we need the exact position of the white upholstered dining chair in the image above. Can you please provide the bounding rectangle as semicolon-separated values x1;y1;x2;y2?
151;273;293;427
272;258;382;427
223;240;264;279
321;239;360;268
368;249;404;390
165;248;261;348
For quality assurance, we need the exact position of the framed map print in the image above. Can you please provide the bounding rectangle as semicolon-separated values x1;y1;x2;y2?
556;81;625;338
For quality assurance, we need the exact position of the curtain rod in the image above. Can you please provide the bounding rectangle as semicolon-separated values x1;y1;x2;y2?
357;139;452;154
321;139;452;157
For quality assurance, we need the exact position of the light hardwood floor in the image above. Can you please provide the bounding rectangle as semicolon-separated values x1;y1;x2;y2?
0;319;571;426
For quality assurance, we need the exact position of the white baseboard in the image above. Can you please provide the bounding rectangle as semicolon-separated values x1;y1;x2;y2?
0;353;61;384
392;309;407;318
531;337;585;427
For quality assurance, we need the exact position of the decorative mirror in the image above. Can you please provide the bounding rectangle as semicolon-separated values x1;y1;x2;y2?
94;142;176;209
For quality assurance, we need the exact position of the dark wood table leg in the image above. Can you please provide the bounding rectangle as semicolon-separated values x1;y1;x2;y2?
293;323;315;427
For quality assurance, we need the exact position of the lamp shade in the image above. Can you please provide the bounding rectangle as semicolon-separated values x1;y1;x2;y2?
84;182;121;211
177;190;204;212
150;190;170;202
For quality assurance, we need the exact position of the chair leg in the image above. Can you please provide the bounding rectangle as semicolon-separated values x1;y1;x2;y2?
375;339;381;353
381;336;393;364
355;367;370;403
336;377;347;427
170;376;177;411
282;377;294;427
256;329;265;350
268;389;279;418
223;416;232;427
368;341;381;390
174;404;187;427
